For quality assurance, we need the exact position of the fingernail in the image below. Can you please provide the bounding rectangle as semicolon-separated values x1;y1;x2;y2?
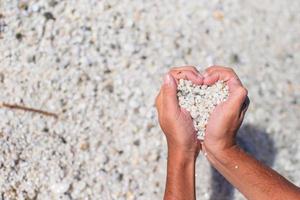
164;73;171;85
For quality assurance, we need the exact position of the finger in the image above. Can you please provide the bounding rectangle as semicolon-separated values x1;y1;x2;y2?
202;67;244;95
171;66;200;74
203;68;241;86
202;72;221;85
203;66;233;76
203;67;248;114
161;73;180;113
170;70;203;85
171;66;202;80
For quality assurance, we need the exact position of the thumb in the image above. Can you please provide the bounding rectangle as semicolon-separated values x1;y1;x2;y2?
162;73;180;112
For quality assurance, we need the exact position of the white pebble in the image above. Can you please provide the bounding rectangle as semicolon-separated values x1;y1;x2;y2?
177;79;229;139
50;181;70;194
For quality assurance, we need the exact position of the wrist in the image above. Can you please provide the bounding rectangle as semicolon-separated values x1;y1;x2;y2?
204;144;240;166
167;148;198;164
167;139;200;160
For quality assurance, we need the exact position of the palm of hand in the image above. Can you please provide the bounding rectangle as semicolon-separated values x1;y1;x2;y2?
161;107;199;152
204;100;242;151
177;108;199;148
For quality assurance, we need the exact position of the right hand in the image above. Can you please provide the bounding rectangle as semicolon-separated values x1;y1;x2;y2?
201;66;250;155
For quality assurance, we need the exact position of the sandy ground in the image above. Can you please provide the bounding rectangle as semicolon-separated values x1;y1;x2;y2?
0;0;300;199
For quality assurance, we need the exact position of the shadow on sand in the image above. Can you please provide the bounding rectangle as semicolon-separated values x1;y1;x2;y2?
209;124;276;200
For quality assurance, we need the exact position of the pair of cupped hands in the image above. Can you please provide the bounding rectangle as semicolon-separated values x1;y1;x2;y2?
155;66;250;160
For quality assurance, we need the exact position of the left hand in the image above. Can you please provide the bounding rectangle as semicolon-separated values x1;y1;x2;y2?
155;67;203;157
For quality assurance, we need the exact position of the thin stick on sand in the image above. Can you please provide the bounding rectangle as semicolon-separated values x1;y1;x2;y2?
0;102;59;119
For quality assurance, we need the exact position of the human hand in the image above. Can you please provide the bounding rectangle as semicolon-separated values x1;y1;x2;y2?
155;67;203;158
200;69;300;200
201;66;250;156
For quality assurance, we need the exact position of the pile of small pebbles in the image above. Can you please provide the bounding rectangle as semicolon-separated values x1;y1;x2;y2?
177;79;229;139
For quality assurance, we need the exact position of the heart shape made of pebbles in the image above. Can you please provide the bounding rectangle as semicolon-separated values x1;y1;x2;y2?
177;79;229;139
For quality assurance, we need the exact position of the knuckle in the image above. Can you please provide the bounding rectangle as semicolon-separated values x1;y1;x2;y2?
239;87;248;97
244;88;248;96
242;87;248;96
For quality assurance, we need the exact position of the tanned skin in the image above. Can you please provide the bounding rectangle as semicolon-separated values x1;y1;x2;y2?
155;66;300;200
